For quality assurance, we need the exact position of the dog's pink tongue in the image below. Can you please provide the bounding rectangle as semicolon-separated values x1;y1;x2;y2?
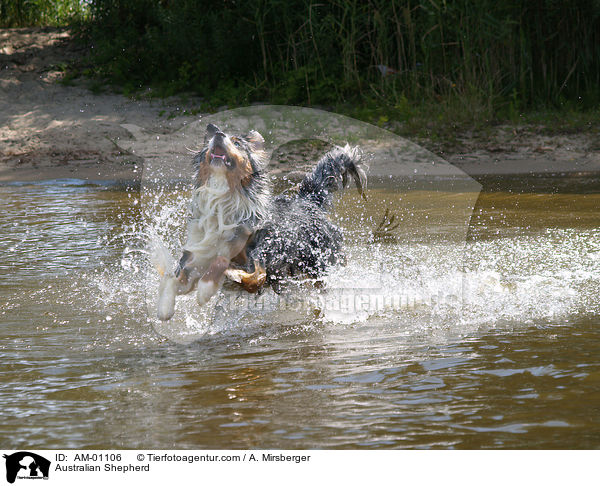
212;145;226;157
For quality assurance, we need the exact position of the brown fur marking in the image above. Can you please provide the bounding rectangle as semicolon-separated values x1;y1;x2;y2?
196;141;254;190
225;261;266;293
225;150;254;190
194;152;211;186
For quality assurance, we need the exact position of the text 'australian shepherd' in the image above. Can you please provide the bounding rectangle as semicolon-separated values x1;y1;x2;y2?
154;123;367;321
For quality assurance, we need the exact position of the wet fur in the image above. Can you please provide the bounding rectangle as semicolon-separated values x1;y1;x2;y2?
240;145;366;292
156;124;269;320
155;124;366;321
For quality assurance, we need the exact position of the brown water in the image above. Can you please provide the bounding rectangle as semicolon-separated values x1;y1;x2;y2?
1;177;599;449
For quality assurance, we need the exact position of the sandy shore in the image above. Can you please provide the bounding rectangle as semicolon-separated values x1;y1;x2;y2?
1;27;599;184
0;27;190;183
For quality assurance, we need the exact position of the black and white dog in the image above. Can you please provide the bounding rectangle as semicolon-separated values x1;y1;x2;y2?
155;123;366;321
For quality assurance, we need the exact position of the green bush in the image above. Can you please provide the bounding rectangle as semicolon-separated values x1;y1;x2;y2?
7;0;600;119
0;0;86;27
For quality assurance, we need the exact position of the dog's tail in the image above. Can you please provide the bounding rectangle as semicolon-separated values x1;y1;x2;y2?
296;144;367;209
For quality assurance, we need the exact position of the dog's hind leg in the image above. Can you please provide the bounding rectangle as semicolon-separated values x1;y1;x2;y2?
225;260;267;294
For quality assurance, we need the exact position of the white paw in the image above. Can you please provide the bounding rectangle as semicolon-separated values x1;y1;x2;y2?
196;280;218;306
157;277;177;321
224;268;243;283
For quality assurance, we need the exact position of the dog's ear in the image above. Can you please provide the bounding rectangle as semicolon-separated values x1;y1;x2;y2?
245;130;264;151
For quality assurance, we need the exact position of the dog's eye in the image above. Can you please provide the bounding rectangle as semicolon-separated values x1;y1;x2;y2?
233;140;242;148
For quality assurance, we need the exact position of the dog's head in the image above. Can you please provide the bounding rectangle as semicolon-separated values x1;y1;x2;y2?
193;123;266;191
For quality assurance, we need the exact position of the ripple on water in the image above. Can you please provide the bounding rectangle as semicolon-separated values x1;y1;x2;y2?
1;182;600;448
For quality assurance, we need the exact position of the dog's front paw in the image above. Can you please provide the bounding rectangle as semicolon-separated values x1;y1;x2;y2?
157;277;177;321
196;280;218;306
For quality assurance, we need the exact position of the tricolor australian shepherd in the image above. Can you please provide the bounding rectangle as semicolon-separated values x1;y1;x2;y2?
155;123;367;321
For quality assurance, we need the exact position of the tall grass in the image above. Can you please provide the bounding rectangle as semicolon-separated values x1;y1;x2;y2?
6;0;600;121
0;0;87;27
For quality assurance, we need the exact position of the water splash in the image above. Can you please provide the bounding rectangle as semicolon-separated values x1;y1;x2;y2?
2;182;598;349
93;185;600;345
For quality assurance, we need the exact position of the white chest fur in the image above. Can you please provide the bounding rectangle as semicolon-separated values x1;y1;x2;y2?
183;173;255;264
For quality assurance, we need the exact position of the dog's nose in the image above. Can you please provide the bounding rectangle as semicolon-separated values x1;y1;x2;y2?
214;130;225;139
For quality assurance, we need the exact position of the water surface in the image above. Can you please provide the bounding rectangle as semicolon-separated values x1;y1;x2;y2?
1;177;599;449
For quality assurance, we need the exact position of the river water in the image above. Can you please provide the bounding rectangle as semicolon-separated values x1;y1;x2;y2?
1;176;599;449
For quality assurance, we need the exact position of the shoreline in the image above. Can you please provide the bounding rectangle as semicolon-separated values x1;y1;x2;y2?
3;169;599;193
1;27;599;185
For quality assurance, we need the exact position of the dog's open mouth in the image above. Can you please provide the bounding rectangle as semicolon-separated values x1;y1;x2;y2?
210;145;231;167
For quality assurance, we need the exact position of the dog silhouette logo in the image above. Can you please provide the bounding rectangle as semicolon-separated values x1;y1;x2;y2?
3;452;50;483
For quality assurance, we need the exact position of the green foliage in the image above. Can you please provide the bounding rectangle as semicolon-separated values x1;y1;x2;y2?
0;0;87;27
5;0;600;124
75;0;599;114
